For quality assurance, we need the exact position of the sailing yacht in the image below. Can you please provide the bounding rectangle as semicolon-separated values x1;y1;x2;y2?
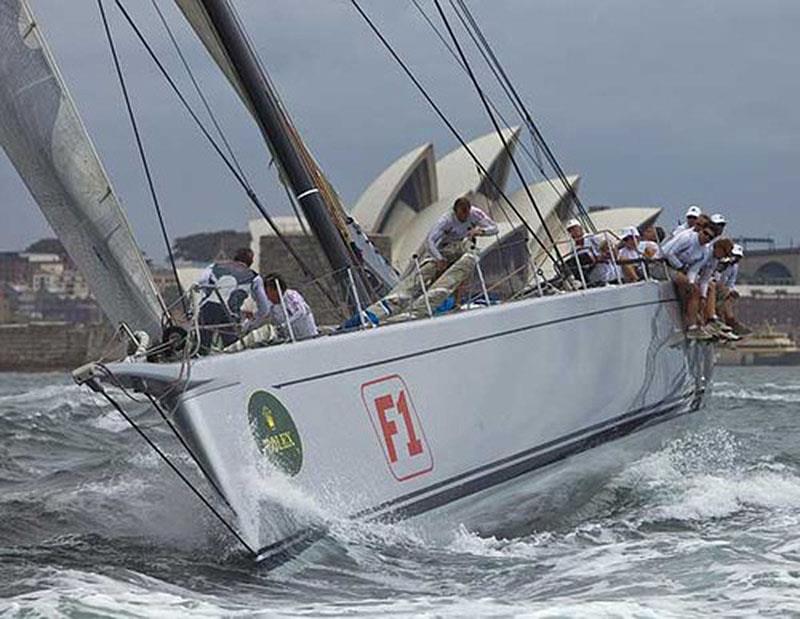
0;0;714;566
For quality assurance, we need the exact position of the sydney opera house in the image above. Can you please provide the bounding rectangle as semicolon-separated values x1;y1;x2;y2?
250;127;661;312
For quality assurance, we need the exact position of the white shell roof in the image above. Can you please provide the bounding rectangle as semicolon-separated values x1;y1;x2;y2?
435;127;521;200
586;207;662;235
351;143;437;234
476;175;581;256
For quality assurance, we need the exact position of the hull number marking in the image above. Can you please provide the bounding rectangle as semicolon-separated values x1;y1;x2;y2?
361;375;433;481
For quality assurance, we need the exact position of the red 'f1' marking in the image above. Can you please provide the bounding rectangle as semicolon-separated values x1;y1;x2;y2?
361;375;433;481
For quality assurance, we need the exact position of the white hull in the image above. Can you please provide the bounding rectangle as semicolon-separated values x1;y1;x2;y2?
105;281;713;565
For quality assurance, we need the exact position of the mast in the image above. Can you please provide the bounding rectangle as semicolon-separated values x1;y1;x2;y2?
196;0;364;302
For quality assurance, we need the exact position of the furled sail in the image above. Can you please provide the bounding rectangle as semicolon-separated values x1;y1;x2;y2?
0;0;164;339
173;0;252;112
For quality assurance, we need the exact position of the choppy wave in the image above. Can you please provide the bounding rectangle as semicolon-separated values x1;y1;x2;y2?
715;387;800;403
2;367;800;616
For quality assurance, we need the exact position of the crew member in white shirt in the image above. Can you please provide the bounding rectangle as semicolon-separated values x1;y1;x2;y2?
696;238;736;339
365;196;498;320
709;213;727;243
639;225;664;259
661;223;717;338
565;218;599;283
426;197;499;272
717;244;749;335
588;238;621;286
262;273;318;340
671;205;702;238
618;226;642;282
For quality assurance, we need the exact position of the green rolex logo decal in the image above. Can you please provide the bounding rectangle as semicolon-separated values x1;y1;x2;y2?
247;390;303;476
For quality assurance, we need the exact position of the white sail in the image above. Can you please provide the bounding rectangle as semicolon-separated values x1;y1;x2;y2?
0;0;164;339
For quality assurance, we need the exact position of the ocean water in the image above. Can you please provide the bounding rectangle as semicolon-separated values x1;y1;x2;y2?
1;367;799;617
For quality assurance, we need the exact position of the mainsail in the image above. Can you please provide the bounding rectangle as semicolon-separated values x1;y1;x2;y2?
0;0;164;339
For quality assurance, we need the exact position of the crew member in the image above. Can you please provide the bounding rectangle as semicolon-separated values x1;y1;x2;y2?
671;205;702;238
426;197;499;273
565;218;599;283
195;247;269;353
589;239;621;286
639;225;664;259
697;238;737;339
618;226;642;282
709;213;727;241
661;224;717;339
717;244;750;335
262;273;318;340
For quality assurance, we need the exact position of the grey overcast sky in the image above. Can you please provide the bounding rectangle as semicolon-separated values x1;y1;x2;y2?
2;0;799;261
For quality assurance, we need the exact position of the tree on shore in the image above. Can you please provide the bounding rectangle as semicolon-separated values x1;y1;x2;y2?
172;230;250;263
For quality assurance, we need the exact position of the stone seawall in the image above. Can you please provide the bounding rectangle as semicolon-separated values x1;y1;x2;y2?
0;322;116;372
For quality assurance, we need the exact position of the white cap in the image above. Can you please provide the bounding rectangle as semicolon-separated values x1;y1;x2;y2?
686;205;702;218
710;213;726;225
565;218;582;230
620;226;639;239
732;243;744;257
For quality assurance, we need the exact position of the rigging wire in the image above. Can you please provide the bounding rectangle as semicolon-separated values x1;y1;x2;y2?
110;0;344;313
410;0;584;233
429;0;564;262
148;0;248;185
409;0;545;172
407;0;554;230
143;391;231;508
97;0;187;318
227;2;356;258
86;378;256;556
348;0;562;268
450;0;595;229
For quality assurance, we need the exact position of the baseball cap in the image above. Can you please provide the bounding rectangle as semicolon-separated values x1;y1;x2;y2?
686;205;702;218
565;218;582;230
710;213;726;225
621;226;639;239
732;244;744;257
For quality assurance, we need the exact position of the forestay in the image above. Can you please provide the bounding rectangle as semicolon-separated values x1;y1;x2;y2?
0;0;164;339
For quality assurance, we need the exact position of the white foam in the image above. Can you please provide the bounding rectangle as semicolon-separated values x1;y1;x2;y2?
715;388;800;403
613;429;800;523
0;569;242;618
0;382;85;405
653;470;800;521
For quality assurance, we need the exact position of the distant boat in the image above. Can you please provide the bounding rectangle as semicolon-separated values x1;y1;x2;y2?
0;0;715;567
717;327;800;366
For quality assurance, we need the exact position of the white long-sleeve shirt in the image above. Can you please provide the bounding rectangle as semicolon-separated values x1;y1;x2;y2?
618;245;641;262
426;206;499;260
670;221;692;239
661;229;709;281
716;262;739;291
264;289;318;340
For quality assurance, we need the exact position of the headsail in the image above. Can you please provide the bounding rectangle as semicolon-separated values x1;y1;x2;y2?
0;0;164;339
